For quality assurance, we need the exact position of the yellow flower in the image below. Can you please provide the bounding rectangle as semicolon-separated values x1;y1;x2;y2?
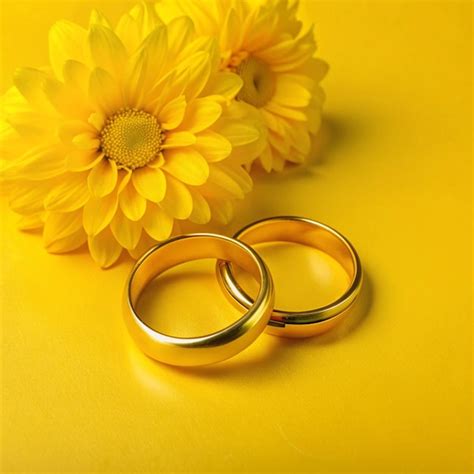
0;3;265;267
156;0;328;172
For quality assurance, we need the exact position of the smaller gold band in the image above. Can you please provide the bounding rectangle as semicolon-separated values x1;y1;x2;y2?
124;233;274;366
217;217;363;337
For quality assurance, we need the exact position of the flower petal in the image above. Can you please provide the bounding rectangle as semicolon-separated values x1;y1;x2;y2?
83;191;118;236
139;25;168;83
125;26;168;107
179;98;222;133
89;67;122;115
158;95;186;130
260;108;285;134
146;152;165;169
264;101;308;121
119;180;147;221
268;130;290;155
117;169;132;192
272;152;286;171
88;227;122;268
17;213;45;230
181;51;212;101
305;97;323;135
147;67;189;115
49;20;88;80
166;16;195;60
128;232;157;260
43;209;83;247
9;183;50;214
161;131;195;149
258;34;315;71
132;166;166;203
188;189;211;225
110;210;142;249
8;145;67;180
116;3;162;53
302;58;329;83
13;68;52;110
195;131;231;162
212;122;260;146
44;173;90;212
66;150;103;172
288;126;311;156
215;103;267;165
209;198;233;225
218;163;252;194
202;72;243;103
46;228;87;254
162;148;209;185
43;75;91;119
88;111;106;131
88;24;127;76
72;132;100;150
142;202;174;241
7;110;55;137
63;60;90;92
220;8;242;52
259;144;273;172
89;9;112;28
88;158;117;197
160;174;192;219
115;13;142;54
273;75;311;108
206;165;245;199
59;120;93;144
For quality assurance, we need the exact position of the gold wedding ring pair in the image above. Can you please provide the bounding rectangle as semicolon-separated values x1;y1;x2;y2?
124;216;362;367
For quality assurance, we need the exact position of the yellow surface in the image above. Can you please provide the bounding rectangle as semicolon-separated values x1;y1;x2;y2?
1;1;472;472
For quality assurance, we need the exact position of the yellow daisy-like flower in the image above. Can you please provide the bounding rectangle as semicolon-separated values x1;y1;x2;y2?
0;4;265;267
157;0;328;172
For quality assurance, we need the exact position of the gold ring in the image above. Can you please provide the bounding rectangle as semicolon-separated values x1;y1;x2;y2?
217;216;362;337
124;233;275;366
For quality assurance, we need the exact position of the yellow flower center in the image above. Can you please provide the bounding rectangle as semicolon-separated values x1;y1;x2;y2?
100;108;165;170
226;52;275;108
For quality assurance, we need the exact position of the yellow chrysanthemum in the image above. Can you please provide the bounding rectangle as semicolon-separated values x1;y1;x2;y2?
0;4;265;267
157;0;328;172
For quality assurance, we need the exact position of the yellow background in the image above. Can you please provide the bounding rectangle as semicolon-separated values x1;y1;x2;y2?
1;0;472;472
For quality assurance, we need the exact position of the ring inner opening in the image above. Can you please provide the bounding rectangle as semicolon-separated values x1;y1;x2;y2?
233;242;349;312
130;236;263;337
231;220;355;312
239;220;356;278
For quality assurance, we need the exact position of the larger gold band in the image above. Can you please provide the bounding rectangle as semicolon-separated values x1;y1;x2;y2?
217;217;363;338
124;233;275;366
